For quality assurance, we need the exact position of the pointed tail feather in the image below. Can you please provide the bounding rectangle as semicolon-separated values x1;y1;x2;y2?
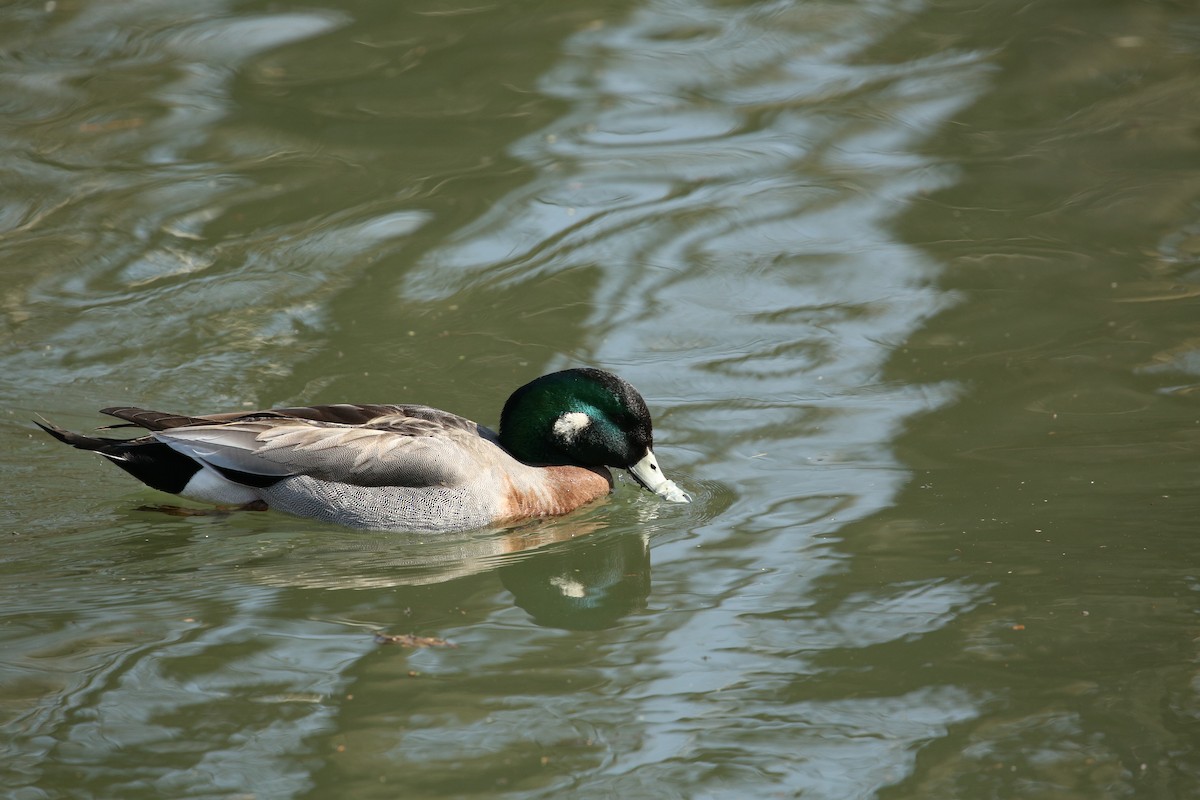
33;418;124;454
34;417;200;494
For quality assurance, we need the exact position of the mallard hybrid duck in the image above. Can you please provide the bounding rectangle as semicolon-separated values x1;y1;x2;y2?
36;367;691;532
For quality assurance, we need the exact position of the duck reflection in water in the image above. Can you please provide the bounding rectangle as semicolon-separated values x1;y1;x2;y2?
238;516;652;631
498;529;650;631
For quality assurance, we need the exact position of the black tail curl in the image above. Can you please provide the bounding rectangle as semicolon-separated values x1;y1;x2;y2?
34;419;200;495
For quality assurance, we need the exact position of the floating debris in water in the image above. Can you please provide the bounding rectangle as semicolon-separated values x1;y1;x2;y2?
373;632;457;648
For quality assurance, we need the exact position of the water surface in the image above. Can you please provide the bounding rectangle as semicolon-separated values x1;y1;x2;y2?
4;0;1200;798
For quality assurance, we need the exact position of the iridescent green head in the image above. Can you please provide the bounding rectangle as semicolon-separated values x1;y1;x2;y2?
499;368;690;503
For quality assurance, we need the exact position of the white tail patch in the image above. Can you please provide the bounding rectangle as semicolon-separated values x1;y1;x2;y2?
181;465;261;505
552;411;591;443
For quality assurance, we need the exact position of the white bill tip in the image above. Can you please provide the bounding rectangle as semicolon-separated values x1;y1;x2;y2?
628;450;692;504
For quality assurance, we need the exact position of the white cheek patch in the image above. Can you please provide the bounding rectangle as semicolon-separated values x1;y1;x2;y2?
553;411;591;443
549;575;587;599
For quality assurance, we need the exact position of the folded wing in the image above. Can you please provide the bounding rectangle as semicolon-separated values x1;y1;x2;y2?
140;406;487;489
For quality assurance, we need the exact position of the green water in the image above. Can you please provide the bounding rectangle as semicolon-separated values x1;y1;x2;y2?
4;0;1200;797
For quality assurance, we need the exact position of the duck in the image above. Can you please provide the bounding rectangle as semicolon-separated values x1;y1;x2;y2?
35;367;691;532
